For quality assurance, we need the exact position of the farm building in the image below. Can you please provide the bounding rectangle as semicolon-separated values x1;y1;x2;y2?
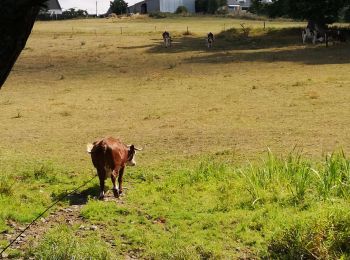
128;0;196;14
227;0;271;11
227;0;252;11
45;0;63;15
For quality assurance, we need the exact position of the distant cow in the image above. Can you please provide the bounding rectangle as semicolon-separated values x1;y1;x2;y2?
87;137;141;200
302;27;318;44
207;32;214;48
162;31;171;48
302;22;327;44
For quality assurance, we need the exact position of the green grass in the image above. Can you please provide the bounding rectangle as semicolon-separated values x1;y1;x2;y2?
0;151;92;233
78;151;350;259
31;225;113;259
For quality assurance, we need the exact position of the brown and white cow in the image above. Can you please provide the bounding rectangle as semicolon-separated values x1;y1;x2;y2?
87;137;141;200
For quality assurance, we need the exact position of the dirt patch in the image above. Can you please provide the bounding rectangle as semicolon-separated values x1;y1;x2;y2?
0;190;123;259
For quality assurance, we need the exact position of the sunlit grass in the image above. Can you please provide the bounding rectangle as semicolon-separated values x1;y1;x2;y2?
1;16;350;258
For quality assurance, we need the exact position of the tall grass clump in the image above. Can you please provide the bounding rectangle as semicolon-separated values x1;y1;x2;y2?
240;150;350;205
268;209;350;259
313;151;350;200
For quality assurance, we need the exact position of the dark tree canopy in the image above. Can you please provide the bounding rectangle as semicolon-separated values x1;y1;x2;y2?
251;0;350;26
0;0;47;89
109;0;128;15
195;0;226;14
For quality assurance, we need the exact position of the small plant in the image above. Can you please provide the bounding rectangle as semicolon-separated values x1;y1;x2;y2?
240;23;251;38
12;112;22;119
59;111;72;117
80;41;86;46
168;63;176;69
148;12;168;19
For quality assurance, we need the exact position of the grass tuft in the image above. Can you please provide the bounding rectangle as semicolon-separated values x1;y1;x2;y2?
32;225;113;259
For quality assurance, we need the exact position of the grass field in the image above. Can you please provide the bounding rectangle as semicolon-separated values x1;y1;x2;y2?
1;16;350;258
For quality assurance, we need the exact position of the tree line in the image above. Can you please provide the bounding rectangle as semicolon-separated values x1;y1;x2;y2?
195;0;227;14
250;0;350;25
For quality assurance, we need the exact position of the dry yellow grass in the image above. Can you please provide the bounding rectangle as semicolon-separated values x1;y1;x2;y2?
1;17;350;168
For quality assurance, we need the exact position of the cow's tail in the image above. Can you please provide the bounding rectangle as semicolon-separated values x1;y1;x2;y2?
86;143;94;153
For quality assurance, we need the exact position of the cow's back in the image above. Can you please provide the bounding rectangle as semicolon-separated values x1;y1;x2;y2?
91;137;128;170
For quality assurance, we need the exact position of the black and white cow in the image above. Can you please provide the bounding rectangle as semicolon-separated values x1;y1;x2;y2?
302;22;326;45
207;32;214;48
162;31;171;48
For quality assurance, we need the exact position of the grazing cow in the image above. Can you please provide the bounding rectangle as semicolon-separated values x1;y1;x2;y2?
302;28;327;44
207;32;214;48
87;137;141;200
302;27;318;44
302;21;327;45
162;31;171;48
325;29;346;47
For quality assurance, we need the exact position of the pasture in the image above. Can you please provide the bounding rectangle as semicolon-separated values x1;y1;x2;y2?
1;16;350;258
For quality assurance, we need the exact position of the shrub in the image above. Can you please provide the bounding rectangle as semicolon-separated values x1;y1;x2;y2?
175;6;188;14
149;12;169;19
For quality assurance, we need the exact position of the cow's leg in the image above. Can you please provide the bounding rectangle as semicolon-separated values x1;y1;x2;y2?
97;168;106;200
118;167;125;195
111;166;120;198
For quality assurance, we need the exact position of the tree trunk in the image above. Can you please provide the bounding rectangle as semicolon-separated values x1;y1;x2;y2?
0;1;45;89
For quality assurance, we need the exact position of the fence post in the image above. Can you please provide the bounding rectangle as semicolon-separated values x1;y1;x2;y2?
187;26;189;34
263;21;266;30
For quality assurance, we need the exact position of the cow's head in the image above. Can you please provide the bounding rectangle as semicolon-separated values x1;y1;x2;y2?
127;145;142;166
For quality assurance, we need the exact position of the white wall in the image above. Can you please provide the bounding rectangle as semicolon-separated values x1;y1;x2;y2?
159;0;195;13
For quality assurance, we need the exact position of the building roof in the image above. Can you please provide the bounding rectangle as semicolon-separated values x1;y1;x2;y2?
46;0;62;10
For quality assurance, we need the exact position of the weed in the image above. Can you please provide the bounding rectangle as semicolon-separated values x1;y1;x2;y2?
12;112;22;119
167;63;177;69
59;111;72;117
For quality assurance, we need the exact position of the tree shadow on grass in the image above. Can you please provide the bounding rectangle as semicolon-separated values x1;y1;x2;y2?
144;27;304;53
139;27;350;65
184;44;350;65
